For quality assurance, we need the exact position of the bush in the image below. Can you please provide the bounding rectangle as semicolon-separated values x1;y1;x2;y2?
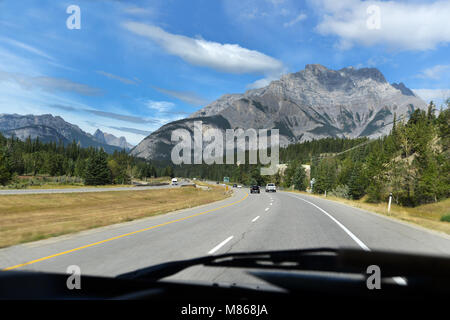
440;214;450;223
329;184;350;199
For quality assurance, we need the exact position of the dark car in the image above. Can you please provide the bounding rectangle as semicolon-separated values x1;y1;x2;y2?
250;185;260;194
233;184;237;188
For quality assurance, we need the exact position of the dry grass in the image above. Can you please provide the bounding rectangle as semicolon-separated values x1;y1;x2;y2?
25;184;135;190
0;184;229;248
288;190;450;235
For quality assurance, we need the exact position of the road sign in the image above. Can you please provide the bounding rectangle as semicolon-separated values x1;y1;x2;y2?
223;177;230;183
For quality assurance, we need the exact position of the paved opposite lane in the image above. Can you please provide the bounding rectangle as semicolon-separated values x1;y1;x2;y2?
1;188;449;287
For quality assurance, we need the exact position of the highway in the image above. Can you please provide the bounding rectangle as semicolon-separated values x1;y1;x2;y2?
1;188;449;287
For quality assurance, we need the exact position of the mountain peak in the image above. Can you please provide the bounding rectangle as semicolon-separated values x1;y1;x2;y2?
305;64;328;72
133;64;427;161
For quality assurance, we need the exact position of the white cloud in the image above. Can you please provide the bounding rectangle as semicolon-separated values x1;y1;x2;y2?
153;86;209;106
146;100;175;113
122;22;284;75
0;37;53;60
412;89;450;105
417;64;450;80
0;69;103;96
247;74;282;89
123;7;155;16
96;70;137;85
314;0;450;51
283;13;307;27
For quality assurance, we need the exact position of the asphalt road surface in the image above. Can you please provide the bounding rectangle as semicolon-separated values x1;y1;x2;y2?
1;189;449;287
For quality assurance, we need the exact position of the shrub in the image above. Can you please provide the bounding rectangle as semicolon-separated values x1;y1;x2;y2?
329;184;350;199
440;214;450;223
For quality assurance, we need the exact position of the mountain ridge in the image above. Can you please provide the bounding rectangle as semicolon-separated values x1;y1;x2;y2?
0;113;131;153
131;64;427;161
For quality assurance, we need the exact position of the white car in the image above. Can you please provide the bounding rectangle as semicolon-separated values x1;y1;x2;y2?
237;185;242;188
265;183;276;192
171;178;178;185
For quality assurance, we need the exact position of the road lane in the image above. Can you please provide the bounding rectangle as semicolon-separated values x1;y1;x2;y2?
1;188;449;288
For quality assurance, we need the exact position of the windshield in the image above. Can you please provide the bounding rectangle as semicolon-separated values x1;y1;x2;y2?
0;0;449;296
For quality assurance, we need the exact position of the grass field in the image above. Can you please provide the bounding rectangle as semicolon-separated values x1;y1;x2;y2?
0;184;229;248
25;184;135;190
0;176;173;190
290;191;450;235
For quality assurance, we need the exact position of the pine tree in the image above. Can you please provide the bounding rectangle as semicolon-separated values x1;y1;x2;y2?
0;146;11;185
348;162;366;200
84;150;111;185
292;165;307;191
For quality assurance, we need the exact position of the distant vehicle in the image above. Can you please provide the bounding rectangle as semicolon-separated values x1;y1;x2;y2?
233;184;237;188
250;185;260;194
171;178;178;185
265;183;276;192
237;185;242;188
216;181;220;184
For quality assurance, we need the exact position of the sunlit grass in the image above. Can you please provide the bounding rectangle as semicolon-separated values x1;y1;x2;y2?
0;184;229;248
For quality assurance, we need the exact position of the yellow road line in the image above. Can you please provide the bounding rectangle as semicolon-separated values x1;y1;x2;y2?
3;192;249;271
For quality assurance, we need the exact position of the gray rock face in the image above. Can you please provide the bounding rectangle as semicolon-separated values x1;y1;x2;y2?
0;114;123;153
94;129;133;150
131;64;427;160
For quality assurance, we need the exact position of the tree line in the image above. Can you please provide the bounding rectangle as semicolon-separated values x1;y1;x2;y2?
174;101;449;207
1;100;448;206
0;136;174;186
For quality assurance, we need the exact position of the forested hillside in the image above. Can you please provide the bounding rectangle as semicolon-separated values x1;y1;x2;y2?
0;136;171;186
175;101;449;207
1;101;448;208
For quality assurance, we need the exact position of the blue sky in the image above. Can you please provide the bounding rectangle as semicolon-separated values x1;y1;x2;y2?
0;0;449;145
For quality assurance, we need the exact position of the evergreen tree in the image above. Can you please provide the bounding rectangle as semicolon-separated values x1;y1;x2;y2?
292;165;307;191
348;162;366;200
84;150;111;185
0;146;11;185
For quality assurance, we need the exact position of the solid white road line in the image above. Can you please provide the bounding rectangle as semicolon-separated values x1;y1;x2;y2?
290;195;370;251
265;208;270;211
252;216;260;222
208;236;234;255
288;193;407;286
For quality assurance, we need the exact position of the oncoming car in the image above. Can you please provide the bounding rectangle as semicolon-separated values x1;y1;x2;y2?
250;185;260;194
265;183;276;192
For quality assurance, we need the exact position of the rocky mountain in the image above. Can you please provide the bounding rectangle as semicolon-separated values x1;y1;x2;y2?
131;64;427;161
0;114;127;153
94;129;133;150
